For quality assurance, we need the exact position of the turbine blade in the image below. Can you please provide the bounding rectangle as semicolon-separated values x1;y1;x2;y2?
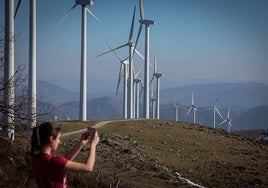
129;6;136;42
219;120;226;126
139;0;144;20
214;94;220;105
86;8;103;23
133;66;137;78
133;48;144;59
96;43;128;57
132;66;137;79
202;106;212;109
215;107;224;119
107;43;122;62
116;64;123;95
51;3;78;31
135;68;142;78
149;61;154;69
149;77;154;86
119;63;124;77
14;0;22;19
132;23;143;58
139;86;143;98
191;92;194;105
227;106;230;119
186;107;192;116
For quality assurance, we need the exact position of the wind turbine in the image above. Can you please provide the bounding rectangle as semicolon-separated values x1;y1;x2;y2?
54;0;101;121
15;0;37;129
186;91;198;124
173;97;180;122
135;0;155;119
3;0;15;140
149;50;162;119
219;106;233;132
205;95;224;128
106;44;129;119
97;6;143;119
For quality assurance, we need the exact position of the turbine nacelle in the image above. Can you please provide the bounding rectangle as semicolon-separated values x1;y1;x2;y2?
140;19;155;25
123;60;129;65
127;42;135;47
153;73;163;78
76;0;93;6
134;78;142;83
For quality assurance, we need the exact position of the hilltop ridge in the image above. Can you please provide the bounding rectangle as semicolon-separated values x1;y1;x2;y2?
1;119;267;187
60;120;268;187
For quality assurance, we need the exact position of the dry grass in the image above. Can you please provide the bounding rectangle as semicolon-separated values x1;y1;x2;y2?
93;120;268;187
0;119;267;187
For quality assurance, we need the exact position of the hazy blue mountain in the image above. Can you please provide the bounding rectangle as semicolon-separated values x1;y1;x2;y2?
160;82;268;109
53;96;123;120
37;80;79;105
37;80;268;109
36;80;268;130
88;96;122;119
233;105;268;130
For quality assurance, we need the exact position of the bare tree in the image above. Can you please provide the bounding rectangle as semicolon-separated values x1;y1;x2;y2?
0;26;52;140
0;25;28;138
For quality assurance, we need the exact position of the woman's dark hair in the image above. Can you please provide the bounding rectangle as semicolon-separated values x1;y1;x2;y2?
30;122;61;156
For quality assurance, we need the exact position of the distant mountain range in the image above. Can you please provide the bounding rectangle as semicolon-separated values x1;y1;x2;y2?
36;80;268;131
37;80;79;105
160;82;268;109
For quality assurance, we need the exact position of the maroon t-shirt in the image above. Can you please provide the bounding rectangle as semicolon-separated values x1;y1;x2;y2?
32;153;68;188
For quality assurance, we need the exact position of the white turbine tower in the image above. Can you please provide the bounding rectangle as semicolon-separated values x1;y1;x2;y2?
138;80;144;115
54;0;101;121
133;78;141;118
133;69;142;118
15;0;37;129
107;44;129;119
135;0;155;119
28;0;37;128
186;91;198;124
97;6;143;119
3;0;15;140
149;50;162;119
173;97;180;122
219;106;233;132
150;84;156;119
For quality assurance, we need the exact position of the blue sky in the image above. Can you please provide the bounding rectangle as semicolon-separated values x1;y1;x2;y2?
1;0;268;95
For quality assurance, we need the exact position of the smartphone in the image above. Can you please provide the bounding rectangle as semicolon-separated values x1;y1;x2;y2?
87;127;96;137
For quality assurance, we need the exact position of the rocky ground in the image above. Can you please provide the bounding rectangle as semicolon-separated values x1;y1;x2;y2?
63;134;183;187
61;120;268;187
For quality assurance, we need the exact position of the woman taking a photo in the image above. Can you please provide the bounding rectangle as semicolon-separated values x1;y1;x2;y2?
30;121;99;188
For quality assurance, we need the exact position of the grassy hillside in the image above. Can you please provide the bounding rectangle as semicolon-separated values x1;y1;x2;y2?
0;120;267;187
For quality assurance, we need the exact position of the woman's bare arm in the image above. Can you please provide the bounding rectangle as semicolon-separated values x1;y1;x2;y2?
64;132;99;172
64;132;90;160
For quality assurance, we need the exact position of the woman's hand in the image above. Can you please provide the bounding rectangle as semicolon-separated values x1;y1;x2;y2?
90;131;100;147
79;132;91;146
